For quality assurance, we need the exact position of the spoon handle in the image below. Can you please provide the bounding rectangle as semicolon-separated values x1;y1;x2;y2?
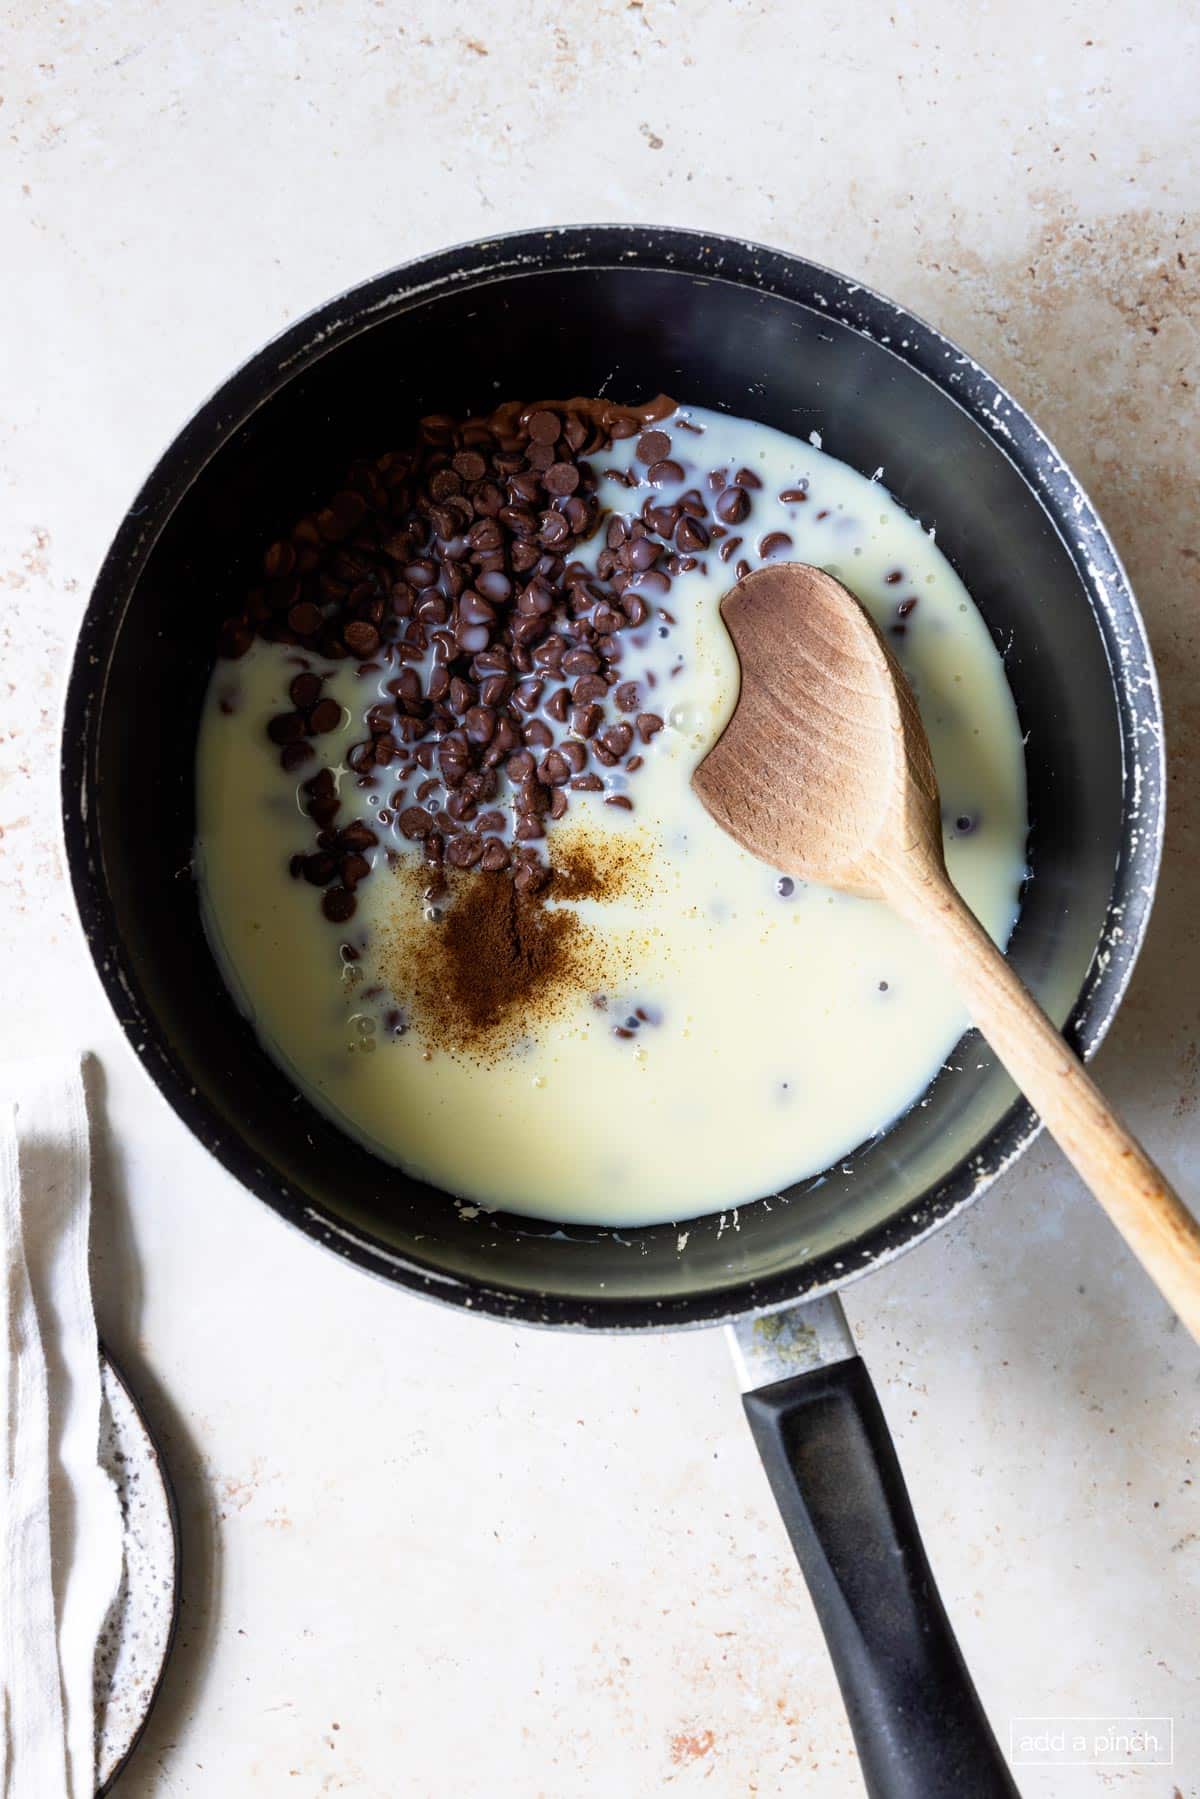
889;868;1200;1341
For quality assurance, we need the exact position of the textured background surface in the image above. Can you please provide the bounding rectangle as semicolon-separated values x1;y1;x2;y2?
3;1;1198;1793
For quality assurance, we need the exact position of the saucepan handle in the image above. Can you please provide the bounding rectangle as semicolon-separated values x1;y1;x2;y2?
743;1356;1019;1798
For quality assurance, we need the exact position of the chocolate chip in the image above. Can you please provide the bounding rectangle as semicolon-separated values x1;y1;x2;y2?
780;487;809;503
308;698;343;735
676;516;710;552
464;705;496;744
758;531;793;560
446;833;485;868
513;678;545;714
341;618;379;657
322;887;356;922
460;592;496;626
627;568;670;597
897;597;918;618
517;579;555;617
398;806;434;839
570;703;602;738
280;741;314;771
715;486;751;525
417;594;450;627
290;672;323;711
539;750;571;786
647;459;685;486
591;604;625;636
287;601;324;637
598;722;633;758
542;462;580;496
453;450;488;481
636;430;672;464
476;568;512;603
605;794;633;811
264;540;296;579
429;469;462;502
267;711;306;745
636;712;664;743
643;502;680;538
526;409;561;444
734;467;763;489
437;735;471;785
624;535;661;572
303;851;338;886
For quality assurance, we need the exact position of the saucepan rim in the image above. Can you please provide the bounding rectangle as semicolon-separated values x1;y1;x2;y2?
61;223;1166;1331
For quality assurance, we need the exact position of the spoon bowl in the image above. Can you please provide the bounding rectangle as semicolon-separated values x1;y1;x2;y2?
692;563;942;899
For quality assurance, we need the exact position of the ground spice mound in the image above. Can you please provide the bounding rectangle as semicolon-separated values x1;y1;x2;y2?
430;871;586;1042
381;830;653;1057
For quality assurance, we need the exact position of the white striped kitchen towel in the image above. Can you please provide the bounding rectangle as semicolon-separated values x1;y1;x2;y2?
1;1059;122;1798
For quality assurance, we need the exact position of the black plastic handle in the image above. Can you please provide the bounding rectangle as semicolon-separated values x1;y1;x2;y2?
743;1356;1019;1799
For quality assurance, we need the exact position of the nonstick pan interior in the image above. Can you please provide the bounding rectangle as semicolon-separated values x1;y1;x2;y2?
62;228;1163;1326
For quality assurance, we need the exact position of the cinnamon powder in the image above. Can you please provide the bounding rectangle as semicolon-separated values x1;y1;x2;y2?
380;829;653;1057
435;870;584;1041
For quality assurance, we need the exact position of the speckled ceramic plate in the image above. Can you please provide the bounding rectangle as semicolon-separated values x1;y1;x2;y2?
95;1353;179;1795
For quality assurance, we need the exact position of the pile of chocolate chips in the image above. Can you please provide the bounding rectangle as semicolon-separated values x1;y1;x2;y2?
217;401;775;924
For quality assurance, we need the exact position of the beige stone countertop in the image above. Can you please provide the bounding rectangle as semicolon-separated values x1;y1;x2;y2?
2;1;1197;1793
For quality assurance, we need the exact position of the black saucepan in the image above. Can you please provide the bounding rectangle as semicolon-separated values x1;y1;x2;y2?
63;227;1164;1798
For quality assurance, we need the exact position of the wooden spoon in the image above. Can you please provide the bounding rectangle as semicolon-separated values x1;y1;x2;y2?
693;562;1200;1340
